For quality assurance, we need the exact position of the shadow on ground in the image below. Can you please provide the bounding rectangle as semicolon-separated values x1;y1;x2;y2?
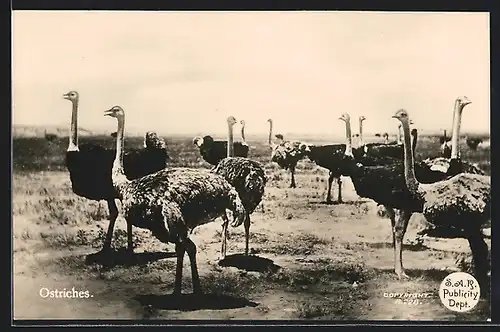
134;293;259;311
218;254;281;273
85;249;176;267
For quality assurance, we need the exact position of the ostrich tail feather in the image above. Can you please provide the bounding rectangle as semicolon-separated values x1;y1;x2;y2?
229;189;247;227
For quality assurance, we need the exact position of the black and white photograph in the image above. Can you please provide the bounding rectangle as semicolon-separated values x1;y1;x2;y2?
12;10;491;321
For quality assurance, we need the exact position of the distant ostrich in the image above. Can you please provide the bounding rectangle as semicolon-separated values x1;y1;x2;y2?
339;113;450;278
466;137;484;151
212;116;266;259
240;120;247;146
193;120;249;166
422;97;485;176
267;118;307;188
477;138;491;150
393;109;490;291
62;91;169;259
44;129;58;142
358;115;406;159
104;105;246;294
110;132;117;138
439;129;452;158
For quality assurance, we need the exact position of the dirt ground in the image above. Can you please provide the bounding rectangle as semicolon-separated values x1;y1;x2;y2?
12;168;491;321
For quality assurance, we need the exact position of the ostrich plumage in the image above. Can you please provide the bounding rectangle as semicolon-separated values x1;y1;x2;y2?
62;91;169;258
394;108;490;292
212;116;266;259
339;113;451;279
267;118;307;188
105;105;246;294
357;115;404;159
422;97;485;176
193;135;249;166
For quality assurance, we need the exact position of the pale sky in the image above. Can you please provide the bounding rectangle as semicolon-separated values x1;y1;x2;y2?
12;11;490;137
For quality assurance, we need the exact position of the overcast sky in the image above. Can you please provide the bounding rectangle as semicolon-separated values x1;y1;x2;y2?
12;11;490;137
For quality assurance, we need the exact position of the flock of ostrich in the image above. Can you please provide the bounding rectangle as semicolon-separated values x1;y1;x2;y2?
60;90;490;298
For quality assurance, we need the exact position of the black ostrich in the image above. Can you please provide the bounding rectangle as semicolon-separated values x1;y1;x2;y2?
212;116;267;259
62;91;169;261
193;121;249;166
104;105;247;295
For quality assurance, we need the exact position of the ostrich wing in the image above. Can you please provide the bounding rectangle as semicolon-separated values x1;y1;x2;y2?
420;173;491;229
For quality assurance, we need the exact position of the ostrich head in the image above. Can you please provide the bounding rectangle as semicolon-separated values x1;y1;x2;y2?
359;115;366;123
275;134;284;141
383;132;389;139
240;120;245;126
339;113;350;122
456;95;471;107
267;118;272;124
104;106;125;119
392;109;410;123
62;90;79;101
411;128;418;136
227;116;237;127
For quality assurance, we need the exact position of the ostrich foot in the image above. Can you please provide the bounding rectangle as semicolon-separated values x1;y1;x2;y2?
396;270;410;280
85;246;114;264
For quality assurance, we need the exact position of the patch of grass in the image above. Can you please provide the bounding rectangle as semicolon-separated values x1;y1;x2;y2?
259;233;329;256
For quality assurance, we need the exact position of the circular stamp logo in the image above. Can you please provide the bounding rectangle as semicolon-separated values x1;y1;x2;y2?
439;272;480;312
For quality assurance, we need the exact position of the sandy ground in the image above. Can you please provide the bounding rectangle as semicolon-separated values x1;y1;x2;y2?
12;171;491;321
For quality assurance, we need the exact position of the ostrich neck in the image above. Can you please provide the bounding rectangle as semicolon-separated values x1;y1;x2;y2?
241;124;246;143
268;121;273;146
411;133;417;159
68;99;79;151
344;119;353;157
450;101;464;159
401;120;419;194
112;115;128;189
359;120;364;146
227;123;234;157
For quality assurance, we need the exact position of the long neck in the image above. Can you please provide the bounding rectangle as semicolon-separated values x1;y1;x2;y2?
411;132;417;159
268;121;273;146
227;122;234;157
68;99;79;151
401;119;419;194
397;125;402;144
384;135;389;144
344;119;353;157
359;119;364;146
241;123;246;144
112;115;128;188
450;100;463;159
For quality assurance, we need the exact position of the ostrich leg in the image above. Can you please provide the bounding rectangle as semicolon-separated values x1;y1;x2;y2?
337;177;343;203
326;172;334;203
103;199;119;251
393;209;411;279
185;238;202;294
174;241;186;295
466;229;490;297
244;213;251;255
290;165;297;188
220;213;230;260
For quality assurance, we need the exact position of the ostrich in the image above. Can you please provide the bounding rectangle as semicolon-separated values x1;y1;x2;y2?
240;120;248;146
212;116;266;259
339;113;451;278
393;108;490;291
62;91;169;259
358;115;407;159
104;105;246;294
44;129;58;142
267;118;307;188
422;96;485;176
439;129;452;158
193;120;249;166
110;132;117;138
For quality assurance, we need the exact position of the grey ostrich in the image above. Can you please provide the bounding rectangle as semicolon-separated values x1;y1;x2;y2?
422;96;485;176
394;109;490;292
104;105;247;294
212;116;266;259
63;91;169;260
267;118;307;188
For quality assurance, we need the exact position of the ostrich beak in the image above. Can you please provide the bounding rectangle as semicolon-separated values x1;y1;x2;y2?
103;109;114;117
391;115;398;119
62;93;69;99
